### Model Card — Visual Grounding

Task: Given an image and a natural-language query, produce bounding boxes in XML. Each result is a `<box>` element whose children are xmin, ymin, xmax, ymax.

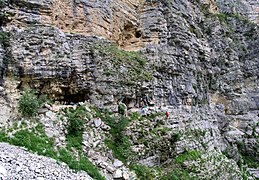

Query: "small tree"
<box><xmin>18</xmin><ymin>90</ymin><xmax>44</xmax><ymax>117</ymax></box>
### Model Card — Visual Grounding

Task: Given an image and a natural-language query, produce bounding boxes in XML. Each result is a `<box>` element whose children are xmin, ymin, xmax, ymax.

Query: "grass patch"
<box><xmin>161</xmin><ymin>168</ymin><xmax>194</xmax><ymax>180</ymax></box>
<box><xmin>241</xmin><ymin>154</ymin><xmax>259</xmax><ymax>168</ymax></box>
<box><xmin>92</xmin><ymin>44</ymin><xmax>152</xmax><ymax>85</ymax></box>
<box><xmin>94</xmin><ymin>108</ymin><xmax>133</xmax><ymax>163</ymax></box>
<box><xmin>0</xmin><ymin>125</ymin><xmax>104</xmax><ymax>180</ymax></box>
<box><xmin>0</xmin><ymin>31</ymin><xmax>10</xmax><ymax>46</ymax></box>
<box><xmin>62</xmin><ymin>105</ymin><xmax>89</xmax><ymax>151</ymax></box>
<box><xmin>130</xmin><ymin>164</ymin><xmax>194</xmax><ymax>180</ymax></box>
<box><xmin>171</xmin><ymin>132</ymin><xmax>182</xmax><ymax>143</ymax></box>
<box><xmin>130</xmin><ymin>164</ymin><xmax>160</xmax><ymax>180</ymax></box>
<box><xmin>175</xmin><ymin>150</ymin><xmax>201</xmax><ymax>164</ymax></box>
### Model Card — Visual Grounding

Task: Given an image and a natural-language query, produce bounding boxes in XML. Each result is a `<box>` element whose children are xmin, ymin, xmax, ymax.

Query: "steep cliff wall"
<box><xmin>2</xmin><ymin>0</ymin><xmax>258</xmax><ymax>108</ymax></box>
<box><xmin>216</xmin><ymin>0</ymin><xmax>259</xmax><ymax>23</ymax></box>
<box><xmin>0</xmin><ymin>0</ymin><xmax>258</xmax><ymax>179</ymax></box>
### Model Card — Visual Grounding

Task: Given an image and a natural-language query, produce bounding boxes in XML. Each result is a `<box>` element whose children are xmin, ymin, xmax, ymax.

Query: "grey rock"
<box><xmin>37</xmin><ymin>177</ymin><xmax>45</xmax><ymax>180</ymax></box>
<box><xmin>0</xmin><ymin>164</ymin><xmax>7</xmax><ymax>178</ymax></box>
<box><xmin>123</xmin><ymin>171</ymin><xmax>130</xmax><ymax>180</ymax></box>
<box><xmin>248</xmin><ymin>168</ymin><xmax>259</xmax><ymax>179</ymax></box>
<box><xmin>93</xmin><ymin>118</ymin><xmax>102</xmax><ymax>128</ymax></box>
<box><xmin>106</xmin><ymin>165</ymin><xmax>115</xmax><ymax>173</ymax></box>
<box><xmin>138</xmin><ymin>155</ymin><xmax>160</xmax><ymax>167</ymax></box>
<box><xmin>45</xmin><ymin>111</ymin><xmax>56</xmax><ymax>119</ymax></box>
<box><xmin>113</xmin><ymin>169</ymin><xmax>123</xmax><ymax>179</ymax></box>
<box><xmin>113</xmin><ymin>159</ymin><xmax>123</xmax><ymax>168</ymax></box>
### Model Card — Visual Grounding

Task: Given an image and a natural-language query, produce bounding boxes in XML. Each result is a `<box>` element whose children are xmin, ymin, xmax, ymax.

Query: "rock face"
<box><xmin>1</xmin><ymin>0</ymin><xmax>258</xmax><ymax>110</ymax></box>
<box><xmin>0</xmin><ymin>0</ymin><xmax>259</xmax><ymax>179</ymax></box>
<box><xmin>216</xmin><ymin>0</ymin><xmax>259</xmax><ymax>23</ymax></box>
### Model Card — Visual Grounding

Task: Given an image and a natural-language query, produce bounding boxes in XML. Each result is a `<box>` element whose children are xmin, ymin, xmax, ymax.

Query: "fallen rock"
<box><xmin>248</xmin><ymin>168</ymin><xmax>259</xmax><ymax>179</ymax></box>
<box><xmin>114</xmin><ymin>169</ymin><xmax>123</xmax><ymax>179</ymax></box>
<box><xmin>94</xmin><ymin>118</ymin><xmax>102</xmax><ymax>128</ymax></box>
<box><xmin>0</xmin><ymin>164</ymin><xmax>7</xmax><ymax>178</ymax></box>
<box><xmin>106</xmin><ymin>165</ymin><xmax>115</xmax><ymax>173</ymax></box>
<box><xmin>123</xmin><ymin>171</ymin><xmax>130</xmax><ymax>180</ymax></box>
<box><xmin>46</xmin><ymin>111</ymin><xmax>56</xmax><ymax>119</ymax></box>
<box><xmin>113</xmin><ymin>159</ymin><xmax>123</xmax><ymax>168</ymax></box>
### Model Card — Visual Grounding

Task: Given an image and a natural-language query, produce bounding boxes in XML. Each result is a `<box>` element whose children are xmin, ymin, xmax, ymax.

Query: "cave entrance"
<box><xmin>63</xmin><ymin>93</ymin><xmax>89</xmax><ymax>104</ymax></box>
<box><xmin>121</xmin><ymin>97</ymin><xmax>134</xmax><ymax>108</ymax></box>
<box><xmin>61</xmin><ymin>87</ymin><xmax>90</xmax><ymax>105</ymax></box>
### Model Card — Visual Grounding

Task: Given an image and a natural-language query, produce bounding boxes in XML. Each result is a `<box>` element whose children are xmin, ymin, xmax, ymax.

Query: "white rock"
<box><xmin>106</xmin><ymin>165</ymin><xmax>115</xmax><ymax>173</ymax></box>
<box><xmin>93</xmin><ymin>140</ymin><xmax>100</xmax><ymax>148</ymax></box>
<box><xmin>0</xmin><ymin>165</ymin><xmax>7</xmax><ymax>177</ymax></box>
<box><xmin>113</xmin><ymin>159</ymin><xmax>123</xmax><ymax>168</ymax></box>
<box><xmin>248</xmin><ymin>168</ymin><xmax>259</xmax><ymax>178</ymax></box>
<box><xmin>30</xmin><ymin>165</ymin><xmax>36</xmax><ymax>171</ymax></box>
<box><xmin>59</xmin><ymin>136</ymin><xmax>66</xmax><ymax>141</ymax></box>
<box><xmin>113</xmin><ymin>169</ymin><xmax>123</xmax><ymax>179</ymax></box>
<box><xmin>46</xmin><ymin>111</ymin><xmax>56</xmax><ymax>119</ymax></box>
<box><xmin>52</xmin><ymin>105</ymin><xmax>60</xmax><ymax>112</ymax></box>
<box><xmin>44</xmin><ymin>103</ymin><xmax>52</xmax><ymax>110</ymax></box>
<box><xmin>99</xmin><ymin>162</ymin><xmax>108</xmax><ymax>169</ymax></box>
<box><xmin>123</xmin><ymin>171</ymin><xmax>130</xmax><ymax>180</ymax></box>
<box><xmin>85</xmin><ymin>106</ymin><xmax>91</xmax><ymax>112</ymax></box>
<box><xmin>16</xmin><ymin>166</ymin><xmax>22</xmax><ymax>172</ymax></box>
<box><xmin>37</xmin><ymin>177</ymin><xmax>45</xmax><ymax>180</ymax></box>
<box><xmin>94</xmin><ymin>118</ymin><xmax>102</xmax><ymax>127</ymax></box>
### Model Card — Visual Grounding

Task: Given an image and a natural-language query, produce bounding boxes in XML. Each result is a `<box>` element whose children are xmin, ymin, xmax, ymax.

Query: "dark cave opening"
<box><xmin>135</xmin><ymin>30</ymin><xmax>142</xmax><ymax>38</ymax></box>
<box><xmin>62</xmin><ymin>91</ymin><xmax>90</xmax><ymax>105</ymax></box>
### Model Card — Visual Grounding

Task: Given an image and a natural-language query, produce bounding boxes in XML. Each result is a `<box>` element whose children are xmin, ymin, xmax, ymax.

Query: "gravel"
<box><xmin>0</xmin><ymin>143</ymin><xmax>92</xmax><ymax>180</ymax></box>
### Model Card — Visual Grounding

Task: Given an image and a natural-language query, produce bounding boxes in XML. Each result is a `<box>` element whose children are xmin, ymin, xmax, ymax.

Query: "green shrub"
<box><xmin>0</xmin><ymin>11</ymin><xmax>13</xmax><ymax>26</ymax></box>
<box><xmin>94</xmin><ymin>109</ymin><xmax>132</xmax><ymax>163</ymax></box>
<box><xmin>105</xmin><ymin>137</ymin><xmax>132</xmax><ymax>163</ymax></box>
<box><xmin>18</xmin><ymin>90</ymin><xmax>47</xmax><ymax>117</ymax></box>
<box><xmin>161</xmin><ymin>168</ymin><xmax>193</xmax><ymax>180</ymax></box>
<box><xmin>118</xmin><ymin>103</ymin><xmax>126</xmax><ymax>115</ymax></box>
<box><xmin>62</xmin><ymin>105</ymin><xmax>88</xmax><ymax>151</ymax></box>
<box><xmin>241</xmin><ymin>154</ymin><xmax>259</xmax><ymax>168</ymax></box>
<box><xmin>130</xmin><ymin>164</ymin><xmax>156</xmax><ymax>180</ymax></box>
<box><xmin>64</xmin><ymin>105</ymin><xmax>87</xmax><ymax>136</ymax></box>
<box><xmin>10</xmin><ymin>129</ymin><xmax>57</xmax><ymax>158</ymax></box>
<box><xmin>171</xmin><ymin>132</ymin><xmax>181</xmax><ymax>143</ymax></box>
<box><xmin>175</xmin><ymin>150</ymin><xmax>201</xmax><ymax>164</ymax></box>
<box><xmin>0</xmin><ymin>31</ymin><xmax>9</xmax><ymax>46</ymax></box>
<box><xmin>0</xmin><ymin>0</ymin><xmax>4</xmax><ymax>7</ymax></box>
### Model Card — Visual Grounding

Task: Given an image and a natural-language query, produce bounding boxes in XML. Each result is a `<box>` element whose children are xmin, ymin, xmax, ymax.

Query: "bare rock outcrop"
<box><xmin>0</xmin><ymin>0</ymin><xmax>258</xmax><ymax>179</ymax></box>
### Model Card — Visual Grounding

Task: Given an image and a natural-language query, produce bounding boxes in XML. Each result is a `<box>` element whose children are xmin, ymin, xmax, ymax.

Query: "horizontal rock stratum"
<box><xmin>0</xmin><ymin>0</ymin><xmax>258</xmax><ymax>179</ymax></box>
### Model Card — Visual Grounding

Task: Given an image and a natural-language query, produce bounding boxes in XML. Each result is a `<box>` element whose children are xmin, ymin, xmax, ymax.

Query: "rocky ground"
<box><xmin>0</xmin><ymin>143</ymin><xmax>92</xmax><ymax>180</ymax></box>
<box><xmin>0</xmin><ymin>98</ymin><xmax>258</xmax><ymax>179</ymax></box>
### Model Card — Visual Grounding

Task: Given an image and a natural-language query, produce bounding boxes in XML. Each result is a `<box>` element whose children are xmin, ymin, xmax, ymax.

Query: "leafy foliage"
<box><xmin>18</xmin><ymin>90</ymin><xmax>49</xmax><ymax>117</ymax></box>
<box><xmin>161</xmin><ymin>168</ymin><xmax>194</xmax><ymax>180</ymax></box>
<box><xmin>130</xmin><ymin>164</ymin><xmax>159</xmax><ymax>180</ymax></box>
<box><xmin>118</xmin><ymin>103</ymin><xmax>126</xmax><ymax>115</ymax></box>
<box><xmin>175</xmin><ymin>150</ymin><xmax>201</xmax><ymax>164</ymax></box>
<box><xmin>0</xmin><ymin>31</ymin><xmax>9</xmax><ymax>46</ymax></box>
<box><xmin>94</xmin><ymin>108</ymin><xmax>132</xmax><ymax>163</ymax></box>
<box><xmin>62</xmin><ymin>105</ymin><xmax>89</xmax><ymax>151</ymax></box>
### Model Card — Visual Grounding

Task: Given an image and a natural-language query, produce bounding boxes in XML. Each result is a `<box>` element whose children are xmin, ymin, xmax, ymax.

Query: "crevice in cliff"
<box><xmin>0</xmin><ymin>30</ymin><xmax>11</xmax><ymax>86</ymax></box>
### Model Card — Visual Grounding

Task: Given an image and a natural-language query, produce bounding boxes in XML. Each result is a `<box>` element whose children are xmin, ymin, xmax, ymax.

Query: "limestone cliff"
<box><xmin>0</xmin><ymin>0</ymin><xmax>258</xmax><ymax>179</ymax></box>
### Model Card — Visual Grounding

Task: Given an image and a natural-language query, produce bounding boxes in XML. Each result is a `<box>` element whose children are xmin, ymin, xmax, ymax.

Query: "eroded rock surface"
<box><xmin>0</xmin><ymin>0</ymin><xmax>258</xmax><ymax>179</ymax></box>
